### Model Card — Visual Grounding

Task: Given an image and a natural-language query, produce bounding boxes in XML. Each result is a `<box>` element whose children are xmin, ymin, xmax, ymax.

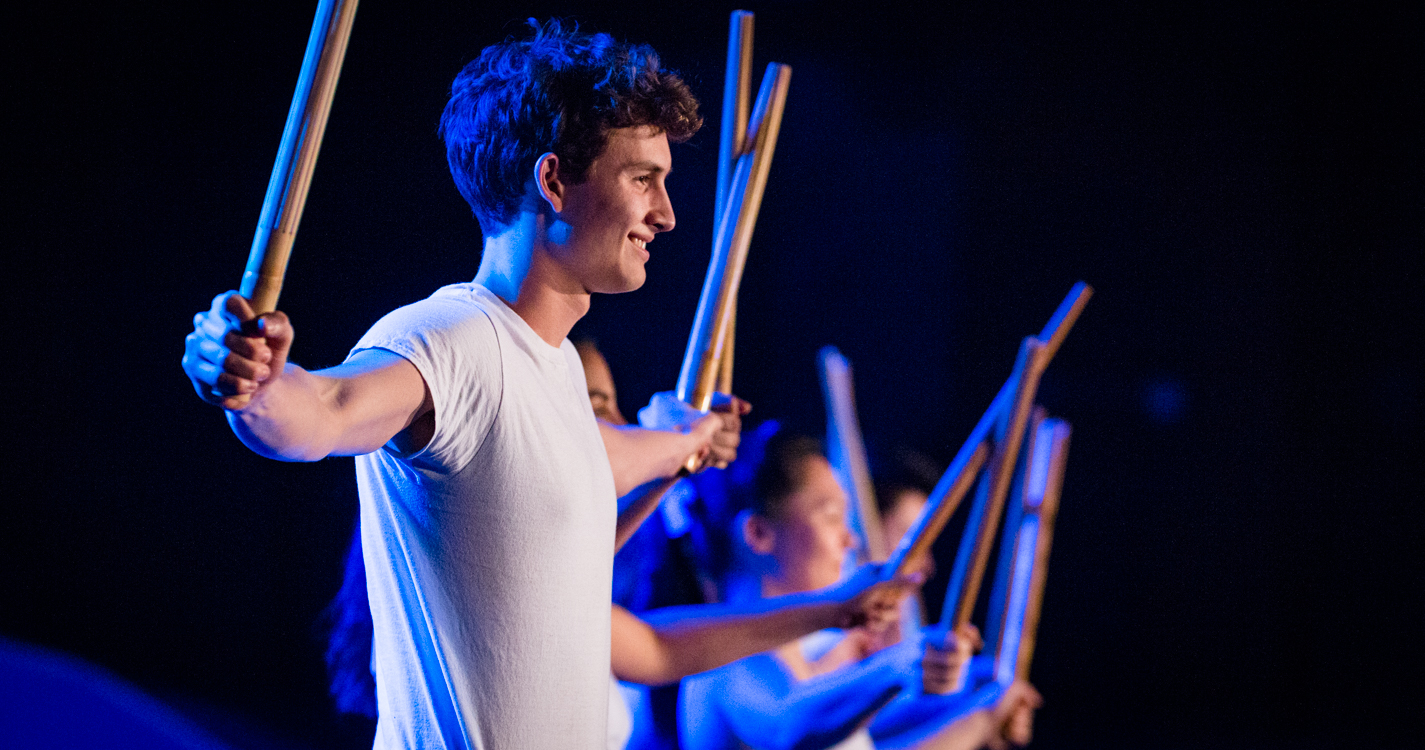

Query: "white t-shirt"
<box><xmin>608</xmin><ymin>675</ymin><xmax>633</xmax><ymax>750</ymax></box>
<box><xmin>353</xmin><ymin>283</ymin><xmax>616</xmax><ymax>749</ymax></box>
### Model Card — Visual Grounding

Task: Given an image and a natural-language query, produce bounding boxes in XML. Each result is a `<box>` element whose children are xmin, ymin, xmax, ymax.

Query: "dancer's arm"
<box><xmin>599</xmin><ymin>395</ymin><xmax>750</xmax><ymax>497</ymax></box>
<box><xmin>183</xmin><ymin>292</ymin><xmax>430</xmax><ymax>460</ymax></box>
<box><xmin>870</xmin><ymin>680</ymin><xmax>1042</xmax><ymax>750</ymax></box>
<box><xmin>611</xmin><ymin>566</ymin><xmax>916</xmax><ymax>685</ymax></box>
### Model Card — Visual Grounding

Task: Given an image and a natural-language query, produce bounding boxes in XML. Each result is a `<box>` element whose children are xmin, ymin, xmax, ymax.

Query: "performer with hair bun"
<box><xmin>679</xmin><ymin>427</ymin><xmax>1041</xmax><ymax>750</ymax></box>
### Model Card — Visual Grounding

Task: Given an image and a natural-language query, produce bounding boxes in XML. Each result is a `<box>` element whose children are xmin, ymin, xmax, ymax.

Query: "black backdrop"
<box><xmin>4</xmin><ymin>1</ymin><xmax>1420</xmax><ymax>748</ymax></box>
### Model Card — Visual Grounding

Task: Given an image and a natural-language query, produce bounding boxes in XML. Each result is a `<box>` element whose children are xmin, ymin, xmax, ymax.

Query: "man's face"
<box><xmin>551</xmin><ymin>126</ymin><xmax>675</xmax><ymax>294</ymax></box>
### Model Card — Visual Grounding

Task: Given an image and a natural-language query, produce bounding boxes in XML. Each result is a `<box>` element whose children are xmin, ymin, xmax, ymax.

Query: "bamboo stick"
<box><xmin>983</xmin><ymin>406</ymin><xmax>1046</xmax><ymax>651</ymax></box>
<box><xmin>240</xmin><ymin>0</ymin><xmax>360</xmax><ymax>313</ymax></box>
<box><xmin>676</xmin><ymin>63</ymin><xmax>791</xmax><ymax>411</ymax></box>
<box><xmin>941</xmin><ymin>337</ymin><xmax>1046</xmax><ymax>628</ymax></box>
<box><xmin>1016</xmin><ymin>421</ymin><xmax>1070</xmax><ymax>680</ymax></box>
<box><xmin>710</xmin><ymin>12</ymin><xmax>753</xmax><ymax>401</ymax></box>
<box><xmin>881</xmin><ymin>282</ymin><xmax>1091</xmax><ymax>578</ymax></box>
<box><xmin>819</xmin><ymin>346</ymin><xmax>888</xmax><ymax>563</ymax></box>
<box><xmin>717</xmin><ymin>303</ymin><xmax>736</xmax><ymax>395</ymax></box>
<box><xmin>991</xmin><ymin>418</ymin><xmax>1071</xmax><ymax>684</ymax></box>
<box><xmin>712</xmin><ymin>11</ymin><xmax>752</xmax><ymax>401</ymax></box>
<box><xmin>716</xmin><ymin>11</ymin><xmax>755</xmax><ymax>224</ymax></box>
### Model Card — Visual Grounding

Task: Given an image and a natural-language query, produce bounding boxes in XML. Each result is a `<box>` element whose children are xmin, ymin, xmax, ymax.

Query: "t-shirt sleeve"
<box><xmin>349</xmin><ymin>297</ymin><xmax>502</xmax><ymax>473</ymax></box>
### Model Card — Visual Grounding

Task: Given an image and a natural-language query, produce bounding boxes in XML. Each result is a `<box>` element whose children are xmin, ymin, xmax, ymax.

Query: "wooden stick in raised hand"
<box><xmin>240</xmin><ymin>0</ymin><xmax>359</xmax><ymax>314</ymax></box>
<box><xmin>675</xmin><ymin>62</ymin><xmax>791</xmax><ymax>413</ymax></box>
<box><xmin>819</xmin><ymin>346</ymin><xmax>888</xmax><ymax>563</ymax></box>
<box><xmin>940</xmin><ymin>336</ymin><xmax>1047</xmax><ymax>630</ymax></box>
<box><xmin>716</xmin><ymin>10</ymin><xmax>755</xmax><ymax>224</ymax></box>
<box><xmin>992</xmin><ymin>417</ymin><xmax>1071</xmax><ymax>685</ymax></box>
<box><xmin>882</xmin><ymin>283</ymin><xmax>1091</xmax><ymax>579</ymax></box>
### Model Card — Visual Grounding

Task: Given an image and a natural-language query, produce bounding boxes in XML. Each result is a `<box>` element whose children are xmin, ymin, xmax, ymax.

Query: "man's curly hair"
<box><xmin>440</xmin><ymin>20</ymin><xmax>703</xmax><ymax>231</ymax></box>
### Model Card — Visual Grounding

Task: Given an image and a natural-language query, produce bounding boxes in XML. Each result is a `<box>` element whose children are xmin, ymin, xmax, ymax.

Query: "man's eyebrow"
<box><xmin>624</xmin><ymin>161</ymin><xmax>670</xmax><ymax>175</ymax></box>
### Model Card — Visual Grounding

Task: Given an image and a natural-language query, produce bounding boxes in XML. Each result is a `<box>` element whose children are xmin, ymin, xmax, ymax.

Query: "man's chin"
<box><xmin>612</xmin><ymin>269</ymin><xmax>648</xmax><ymax>293</ymax></box>
<box><xmin>590</xmin><ymin>275</ymin><xmax>646</xmax><ymax>295</ymax></box>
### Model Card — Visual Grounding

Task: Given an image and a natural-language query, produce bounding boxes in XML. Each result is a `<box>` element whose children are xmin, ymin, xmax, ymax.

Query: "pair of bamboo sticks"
<box><xmin>627</xmin><ymin>10</ymin><xmax>790</xmax><ymax>530</ymax></box>
<box><xmin>675</xmin><ymin>14</ymin><xmax>1084</xmax><ymax>685</ymax></box>
<box><xmin>675</xmin><ymin>11</ymin><xmax>790</xmax><ymax>412</ymax></box>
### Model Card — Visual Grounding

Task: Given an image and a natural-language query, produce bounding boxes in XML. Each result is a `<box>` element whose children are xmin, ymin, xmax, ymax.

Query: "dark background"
<box><xmin>4</xmin><ymin>1</ymin><xmax>1420</xmax><ymax>748</ymax></box>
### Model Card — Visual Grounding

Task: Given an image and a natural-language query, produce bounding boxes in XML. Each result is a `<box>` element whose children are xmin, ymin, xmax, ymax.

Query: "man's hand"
<box><xmin>703</xmin><ymin>393</ymin><xmax>750</xmax><ymax>468</ymax></box>
<box><xmin>183</xmin><ymin>291</ymin><xmax>293</xmax><ymax>410</ymax></box>
<box><xmin>825</xmin><ymin>563</ymin><xmax>923</xmax><ymax>631</ymax></box>
<box><xmin>638</xmin><ymin>391</ymin><xmax>751</xmax><ymax>471</ymax></box>
<box><xmin>921</xmin><ymin>623</ymin><xmax>982</xmax><ymax>695</ymax></box>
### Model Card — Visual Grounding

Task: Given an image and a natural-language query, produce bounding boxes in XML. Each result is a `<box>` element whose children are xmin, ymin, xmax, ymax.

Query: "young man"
<box><xmin>183</xmin><ymin>22</ymin><xmax>740</xmax><ymax>750</ymax></box>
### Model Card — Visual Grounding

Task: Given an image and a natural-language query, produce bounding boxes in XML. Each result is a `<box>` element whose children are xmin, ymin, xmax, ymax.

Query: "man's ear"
<box><xmin>534</xmin><ymin>152</ymin><xmax>564</xmax><ymax>213</ymax></box>
<box><xmin>739</xmin><ymin>510</ymin><xmax>776</xmax><ymax>555</ymax></box>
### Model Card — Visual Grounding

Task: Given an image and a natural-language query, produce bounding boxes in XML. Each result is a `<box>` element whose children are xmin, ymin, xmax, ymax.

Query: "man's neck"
<box><xmin>474</xmin><ymin>211</ymin><xmax>590</xmax><ymax>347</ymax></box>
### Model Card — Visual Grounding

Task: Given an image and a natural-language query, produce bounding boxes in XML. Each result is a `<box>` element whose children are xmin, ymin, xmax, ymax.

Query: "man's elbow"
<box><xmin>236</xmin><ymin>434</ymin><xmax>328</xmax><ymax>462</ymax></box>
<box><xmin>228</xmin><ymin>413</ymin><xmax>332</xmax><ymax>462</ymax></box>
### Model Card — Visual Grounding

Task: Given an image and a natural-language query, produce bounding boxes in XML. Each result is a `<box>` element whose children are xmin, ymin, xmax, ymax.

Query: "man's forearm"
<box><xmin>226</xmin><ymin>363</ymin><xmax>347</xmax><ymax>461</ymax></box>
<box><xmin>600</xmin><ymin>423</ymin><xmax>696</xmax><ymax>496</ymax></box>
<box><xmin>224</xmin><ymin>350</ymin><xmax>428</xmax><ymax>461</ymax></box>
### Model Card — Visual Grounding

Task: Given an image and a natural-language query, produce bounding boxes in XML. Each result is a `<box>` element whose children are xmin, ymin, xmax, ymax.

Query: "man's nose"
<box><xmin>649</xmin><ymin>190</ymin><xmax>675</xmax><ymax>233</ymax></box>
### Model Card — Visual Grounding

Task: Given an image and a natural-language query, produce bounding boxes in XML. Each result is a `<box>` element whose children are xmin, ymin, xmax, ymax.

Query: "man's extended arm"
<box><xmin>598</xmin><ymin>396</ymin><xmax>748</xmax><ymax>498</ymax></box>
<box><xmin>183</xmin><ymin>292</ymin><xmax>430</xmax><ymax>460</ymax></box>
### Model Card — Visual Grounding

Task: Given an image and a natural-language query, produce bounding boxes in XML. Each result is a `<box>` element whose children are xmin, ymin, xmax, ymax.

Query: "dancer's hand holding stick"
<box><xmin>184</xmin><ymin>0</ymin><xmax>359</xmax><ymax>410</ymax></box>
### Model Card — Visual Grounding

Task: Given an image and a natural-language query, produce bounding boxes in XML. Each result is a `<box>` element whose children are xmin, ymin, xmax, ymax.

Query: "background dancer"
<box><xmin>680</xmin><ymin>428</ymin><xmax>1039</xmax><ymax>750</ymax></box>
